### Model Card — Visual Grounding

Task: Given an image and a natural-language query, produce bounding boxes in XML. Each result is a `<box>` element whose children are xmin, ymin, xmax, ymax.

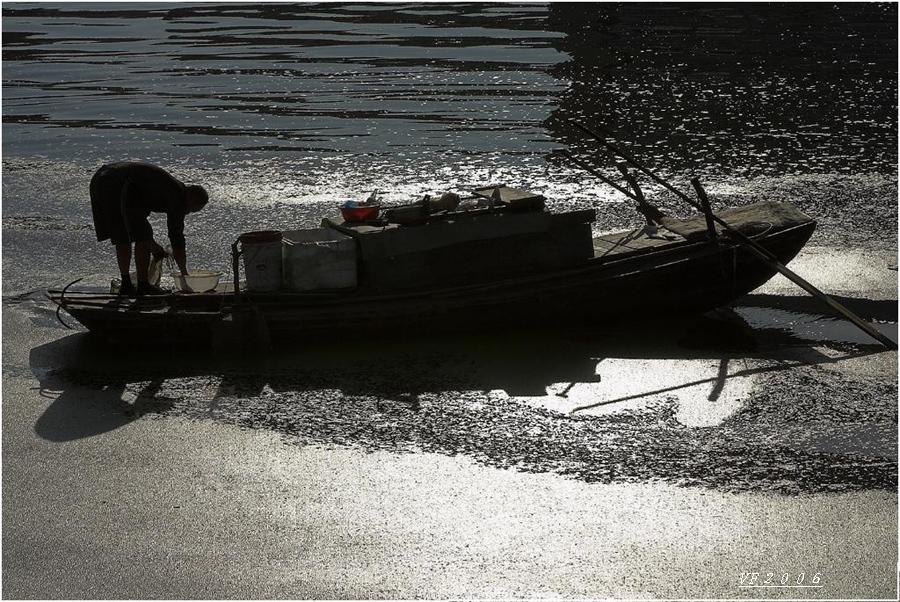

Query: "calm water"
<box><xmin>3</xmin><ymin>2</ymin><xmax>897</xmax><ymax>290</ymax></box>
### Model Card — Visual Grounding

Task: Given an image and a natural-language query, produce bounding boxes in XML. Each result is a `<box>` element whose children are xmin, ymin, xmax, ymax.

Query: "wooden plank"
<box><xmin>592</xmin><ymin>229</ymin><xmax>684</xmax><ymax>259</ymax></box>
<box><xmin>659</xmin><ymin>201</ymin><xmax>812</xmax><ymax>240</ymax></box>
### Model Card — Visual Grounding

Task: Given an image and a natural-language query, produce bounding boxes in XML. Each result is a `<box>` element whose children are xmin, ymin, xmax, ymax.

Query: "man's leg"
<box><xmin>115</xmin><ymin>243</ymin><xmax>132</xmax><ymax>277</ymax></box>
<box><xmin>92</xmin><ymin>172</ymin><xmax>131</xmax><ymax>285</ymax></box>
<box><xmin>134</xmin><ymin>240</ymin><xmax>151</xmax><ymax>284</ymax></box>
<box><xmin>122</xmin><ymin>197</ymin><xmax>165</xmax><ymax>295</ymax></box>
<box><xmin>123</xmin><ymin>212</ymin><xmax>160</xmax><ymax>291</ymax></box>
<box><xmin>133</xmin><ymin>240</ymin><xmax>165</xmax><ymax>295</ymax></box>
<box><xmin>113</xmin><ymin>242</ymin><xmax>136</xmax><ymax>296</ymax></box>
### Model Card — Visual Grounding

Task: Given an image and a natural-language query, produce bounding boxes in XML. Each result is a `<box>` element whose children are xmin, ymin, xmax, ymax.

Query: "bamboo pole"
<box><xmin>558</xmin><ymin>150</ymin><xmax>664</xmax><ymax>224</ymax></box>
<box><xmin>565</xmin><ymin>119</ymin><xmax>897</xmax><ymax>349</ymax></box>
<box><xmin>691</xmin><ymin>178</ymin><xmax>718</xmax><ymax>241</ymax></box>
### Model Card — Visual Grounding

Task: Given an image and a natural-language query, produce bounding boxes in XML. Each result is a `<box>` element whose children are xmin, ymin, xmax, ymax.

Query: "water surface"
<box><xmin>3</xmin><ymin>2</ymin><xmax>896</xmax><ymax>289</ymax></box>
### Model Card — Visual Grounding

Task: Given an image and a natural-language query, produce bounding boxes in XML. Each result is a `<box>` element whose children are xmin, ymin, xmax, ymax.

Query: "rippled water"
<box><xmin>4</xmin><ymin>2</ymin><xmax>897</xmax><ymax>170</ymax></box>
<box><xmin>549</xmin><ymin>3</ymin><xmax>898</xmax><ymax>176</ymax></box>
<box><xmin>3</xmin><ymin>3</ymin><xmax>566</xmax><ymax>161</ymax></box>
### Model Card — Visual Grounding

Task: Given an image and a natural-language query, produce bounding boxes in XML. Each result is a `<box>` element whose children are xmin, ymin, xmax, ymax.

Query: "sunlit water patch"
<box><xmin>736</xmin><ymin>307</ymin><xmax>898</xmax><ymax>348</ymax></box>
<box><xmin>505</xmin><ymin>358</ymin><xmax>753</xmax><ymax>428</ymax></box>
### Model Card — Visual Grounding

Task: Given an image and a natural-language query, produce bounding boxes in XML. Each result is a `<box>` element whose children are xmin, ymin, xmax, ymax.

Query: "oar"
<box><xmin>566</xmin><ymin>119</ymin><xmax>897</xmax><ymax>350</ymax></box>
<box><xmin>556</xmin><ymin>150</ymin><xmax>664</xmax><ymax>223</ymax></box>
<box><xmin>556</xmin><ymin>150</ymin><xmax>633</xmax><ymax>198</ymax></box>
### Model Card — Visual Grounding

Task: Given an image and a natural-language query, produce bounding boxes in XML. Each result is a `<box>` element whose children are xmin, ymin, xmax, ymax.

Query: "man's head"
<box><xmin>185</xmin><ymin>184</ymin><xmax>209</xmax><ymax>213</ymax></box>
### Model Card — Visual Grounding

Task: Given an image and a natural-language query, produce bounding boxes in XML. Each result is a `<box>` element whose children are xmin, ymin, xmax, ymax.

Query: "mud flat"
<box><xmin>2</xmin><ymin>240</ymin><xmax>896</xmax><ymax>599</ymax></box>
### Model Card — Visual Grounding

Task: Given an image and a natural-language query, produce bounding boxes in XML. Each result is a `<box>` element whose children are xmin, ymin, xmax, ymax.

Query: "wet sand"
<box><xmin>3</xmin><ymin>244</ymin><xmax>896</xmax><ymax>599</ymax></box>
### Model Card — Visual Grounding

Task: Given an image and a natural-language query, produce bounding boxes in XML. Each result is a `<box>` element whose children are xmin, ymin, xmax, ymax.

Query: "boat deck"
<box><xmin>593</xmin><ymin>200</ymin><xmax>809</xmax><ymax>259</ymax></box>
<box><xmin>592</xmin><ymin>228</ymin><xmax>682</xmax><ymax>259</ymax></box>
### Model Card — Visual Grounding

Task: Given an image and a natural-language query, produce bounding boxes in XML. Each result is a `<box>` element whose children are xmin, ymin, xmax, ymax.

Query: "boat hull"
<box><xmin>54</xmin><ymin>218</ymin><xmax>816</xmax><ymax>347</ymax></box>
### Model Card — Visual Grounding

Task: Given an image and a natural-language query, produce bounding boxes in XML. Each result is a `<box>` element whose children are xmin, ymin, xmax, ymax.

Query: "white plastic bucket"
<box><xmin>282</xmin><ymin>228</ymin><xmax>357</xmax><ymax>292</ymax></box>
<box><xmin>240</xmin><ymin>230</ymin><xmax>283</xmax><ymax>292</ymax></box>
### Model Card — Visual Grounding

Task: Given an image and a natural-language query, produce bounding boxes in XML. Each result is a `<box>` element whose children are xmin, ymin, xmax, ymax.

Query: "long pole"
<box><xmin>569</xmin><ymin>120</ymin><xmax>707</xmax><ymax>212</ymax></box>
<box><xmin>557</xmin><ymin>150</ymin><xmax>635</xmax><ymax>200</ymax></box>
<box><xmin>566</xmin><ymin>119</ymin><xmax>897</xmax><ymax>350</ymax></box>
<box><xmin>231</xmin><ymin>240</ymin><xmax>242</xmax><ymax>301</ymax></box>
<box><xmin>560</xmin><ymin>150</ymin><xmax>664</xmax><ymax>226</ymax></box>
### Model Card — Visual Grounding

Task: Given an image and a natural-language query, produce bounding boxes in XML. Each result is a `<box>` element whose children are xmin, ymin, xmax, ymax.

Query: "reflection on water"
<box><xmin>546</xmin><ymin>3</ymin><xmax>898</xmax><ymax>177</ymax></box>
<box><xmin>736</xmin><ymin>306</ymin><xmax>898</xmax><ymax>347</ymax></box>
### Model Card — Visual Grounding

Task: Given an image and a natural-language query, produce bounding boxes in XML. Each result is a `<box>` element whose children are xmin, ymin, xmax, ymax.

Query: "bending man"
<box><xmin>90</xmin><ymin>161</ymin><xmax>208</xmax><ymax>296</ymax></box>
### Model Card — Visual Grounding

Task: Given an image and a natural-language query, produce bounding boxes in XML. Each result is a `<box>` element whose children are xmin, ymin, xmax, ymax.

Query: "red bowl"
<box><xmin>340</xmin><ymin>205</ymin><xmax>380</xmax><ymax>222</ymax></box>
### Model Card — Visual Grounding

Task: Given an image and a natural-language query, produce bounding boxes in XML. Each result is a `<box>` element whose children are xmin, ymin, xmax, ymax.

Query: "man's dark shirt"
<box><xmin>94</xmin><ymin>161</ymin><xmax>188</xmax><ymax>248</ymax></box>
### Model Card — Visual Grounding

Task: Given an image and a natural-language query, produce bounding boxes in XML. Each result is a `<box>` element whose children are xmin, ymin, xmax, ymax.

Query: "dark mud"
<box><xmin>23</xmin><ymin>297</ymin><xmax>897</xmax><ymax>496</ymax></box>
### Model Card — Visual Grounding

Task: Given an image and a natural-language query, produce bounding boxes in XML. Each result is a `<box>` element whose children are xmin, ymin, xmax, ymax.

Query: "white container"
<box><xmin>173</xmin><ymin>270</ymin><xmax>222</xmax><ymax>293</ymax></box>
<box><xmin>240</xmin><ymin>231</ymin><xmax>283</xmax><ymax>292</ymax></box>
<box><xmin>282</xmin><ymin>228</ymin><xmax>357</xmax><ymax>292</ymax></box>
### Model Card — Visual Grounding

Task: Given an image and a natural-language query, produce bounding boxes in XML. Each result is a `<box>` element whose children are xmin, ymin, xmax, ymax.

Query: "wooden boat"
<box><xmin>50</xmin><ymin>189</ymin><xmax>818</xmax><ymax>347</ymax></box>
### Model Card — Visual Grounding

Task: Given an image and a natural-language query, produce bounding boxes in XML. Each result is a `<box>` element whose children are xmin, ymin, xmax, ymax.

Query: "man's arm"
<box><xmin>167</xmin><ymin>210</ymin><xmax>187</xmax><ymax>274</ymax></box>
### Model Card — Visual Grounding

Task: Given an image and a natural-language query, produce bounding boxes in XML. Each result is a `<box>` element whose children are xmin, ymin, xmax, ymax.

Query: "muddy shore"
<box><xmin>3</xmin><ymin>239</ymin><xmax>896</xmax><ymax>598</ymax></box>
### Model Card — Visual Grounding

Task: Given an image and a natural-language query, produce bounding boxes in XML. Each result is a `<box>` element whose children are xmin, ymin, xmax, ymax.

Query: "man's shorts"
<box><xmin>89</xmin><ymin>166</ymin><xmax>153</xmax><ymax>245</ymax></box>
